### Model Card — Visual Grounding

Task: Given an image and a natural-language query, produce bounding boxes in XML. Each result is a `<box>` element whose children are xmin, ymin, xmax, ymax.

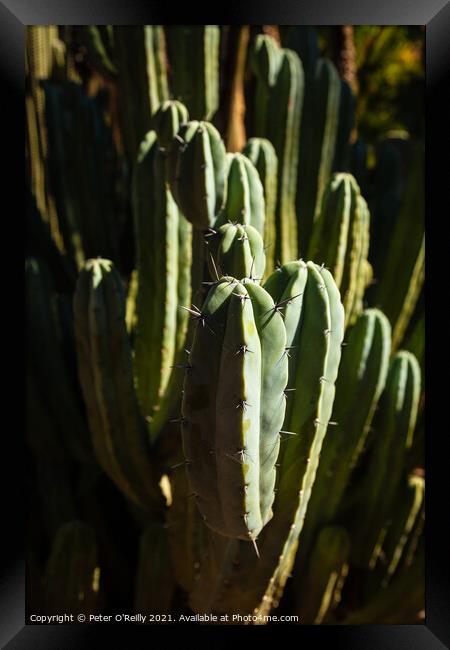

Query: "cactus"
<box><xmin>26</xmin><ymin>258</ymin><xmax>92</xmax><ymax>463</ymax></box>
<box><xmin>134</xmin><ymin>522</ymin><xmax>175</xmax><ymax>613</ymax></box>
<box><xmin>206</xmin><ymin>223</ymin><xmax>266</xmax><ymax>282</ymax></box>
<box><xmin>78</xmin><ymin>26</ymin><xmax>117</xmax><ymax>80</ymax></box>
<box><xmin>370</xmin><ymin>142</ymin><xmax>425</xmax><ymax>349</ymax></box>
<box><xmin>165</xmin><ymin>26</ymin><xmax>220</xmax><ymax>121</ymax></box>
<box><xmin>190</xmin><ymin>261</ymin><xmax>344</xmax><ymax>615</ymax></box>
<box><xmin>250</xmin><ymin>38</ymin><xmax>303</xmax><ymax>263</ymax></box>
<box><xmin>296</xmin><ymin>526</ymin><xmax>350</xmax><ymax>624</ymax></box>
<box><xmin>181</xmin><ymin>277</ymin><xmax>288</xmax><ymax>542</ymax></box>
<box><xmin>249</xmin><ymin>34</ymin><xmax>281</xmax><ymax>135</ymax></box>
<box><xmin>151</xmin><ymin>100</ymin><xmax>189</xmax><ymax>150</ymax></box>
<box><xmin>132</xmin><ymin>129</ymin><xmax>193</xmax><ymax>439</ymax></box>
<box><xmin>332</xmin><ymin>79</ymin><xmax>356</xmax><ymax>173</ymax></box>
<box><xmin>44</xmin><ymin>521</ymin><xmax>100</xmax><ymax>615</ymax></box>
<box><xmin>308</xmin><ymin>174</ymin><xmax>371</xmax><ymax>327</ymax></box>
<box><xmin>241</xmin><ymin>137</ymin><xmax>278</xmax><ymax>276</ymax></box>
<box><xmin>168</xmin><ymin>120</ymin><xmax>227</xmax><ymax>231</ymax></box>
<box><xmin>294</xmin><ymin>309</ymin><xmax>391</xmax><ymax>583</ymax></box>
<box><xmin>380</xmin><ymin>472</ymin><xmax>425</xmax><ymax>586</ymax></box>
<box><xmin>215</xmin><ymin>153</ymin><xmax>266</xmax><ymax>236</ymax></box>
<box><xmin>349</xmin><ymin>351</ymin><xmax>421</xmax><ymax>568</ymax></box>
<box><xmin>296</xmin><ymin>58</ymin><xmax>341</xmax><ymax>253</ymax></box>
<box><xmin>73</xmin><ymin>258</ymin><xmax>163</xmax><ymax>511</ymax></box>
<box><xmin>113</xmin><ymin>26</ymin><xmax>169</xmax><ymax>160</ymax></box>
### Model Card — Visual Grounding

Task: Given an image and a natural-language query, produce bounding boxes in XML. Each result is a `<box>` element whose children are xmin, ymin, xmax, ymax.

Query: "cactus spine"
<box><xmin>165</xmin><ymin>26</ymin><xmax>220</xmax><ymax>121</ymax></box>
<box><xmin>349</xmin><ymin>351</ymin><xmax>421</xmax><ymax>568</ymax></box>
<box><xmin>133</xmin><ymin>128</ymin><xmax>193</xmax><ymax>439</ymax></box>
<box><xmin>73</xmin><ymin>258</ymin><xmax>162</xmax><ymax>510</ymax></box>
<box><xmin>242</xmin><ymin>138</ymin><xmax>278</xmax><ymax>276</ymax></box>
<box><xmin>181</xmin><ymin>277</ymin><xmax>289</xmax><ymax>541</ymax></box>
<box><xmin>206</xmin><ymin>223</ymin><xmax>266</xmax><ymax>282</ymax></box>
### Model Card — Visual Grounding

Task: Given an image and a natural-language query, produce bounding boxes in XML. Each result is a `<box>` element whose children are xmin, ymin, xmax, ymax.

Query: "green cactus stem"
<box><xmin>206</xmin><ymin>223</ymin><xmax>266</xmax><ymax>282</ymax></box>
<box><xmin>181</xmin><ymin>277</ymin><xmax>288</xmax><ymax>542</ymax></box>
<box><xmin>73</xmin><ymin>258</ymin><xmax>163</xmax><ymax>511</ymax></box>
<box><xmin>242</xmin><ymin>137</ymin><xmax>278</xmax><ymax>276</ymax></box>
<box><xmin>165</xmin><ymin>26</ymin><xmax>220</xmax><ymax>121</ymax></box>
<box><xmin>44</xmin><ymin>521</ymin><xmax>100</xmax><ymax>615</ymax></box>
<box><xmin>133</xmin><ymin>129</ymin><xmax>193</xmax><ymax>440</ymax></box>
<box><xmin>134</xmin><ymin>522</ymin><xmax>175</xmax><ymax>614</ymax></box>
<box><xmin>168</xmin><ymin>120</ymin><xmax>227</xmax><ymax>231</ymax></box>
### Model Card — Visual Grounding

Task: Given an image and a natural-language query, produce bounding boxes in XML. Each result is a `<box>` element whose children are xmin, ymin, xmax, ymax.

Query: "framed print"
<box><xmin>4</xmin><ymin>0</ymin><xmax>447</xmax><ymax>646</ymax></box>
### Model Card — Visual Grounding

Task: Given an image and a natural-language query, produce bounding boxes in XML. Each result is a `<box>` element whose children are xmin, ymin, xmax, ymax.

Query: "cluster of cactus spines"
<box><xmin>181</xmin><ymin>277</ymin><xmax>288</xmax><ymax>543</ymax></box>
<box><xmin>349</xmin><ymin>351</ymin><xmax>421</xmax><ymax>568</ymax></box>
<box><xmin>294</xmin><ymin>309</ymin><xmax>391</xmax><ymax>583</ymax></box>
<box><xmin>206</xmin><ymin>223</ymin><xmax>266</xmax><ymax>282</ymax></box>
<box><xmin>168</xmin><ymin>120</ymin><xmax>227</xmax><ymax>231</ymax></box>
<box><xmin>241</xmin><ymin>137</ymin><xmax>278</xmax><ymax>276</ymax></box>
<box><xmin>165</xmin><ymin>26</ymin><xmax>220</xmax><ymax>121</ymax></box>
<box><xmin>371</xmin><ymin>143</ymin><xmax>424</xmax><ymax>349</ymax></box>
<box><xmin>251</xmin><ymin>37</ymin><xmax>304</xmax><ymax>263</ymax></box>
<box><xmin>379</xmin><ymin>472</ymin><xmax>425</xmax><ymax>587</ymax></box>
<box><xmin>113</xmin><ymin>26</ymin><xmax>169</xmax><ymax>160</ymax></box>
<box><xmin>151</xmin><ymin>100</ymin><xmax>190</xmax><ymax>150</ymax></box>
<box><xmin>26</xmin><ymin>258</ymin><xmax>91</xmax><ymax>463</ymax></box>
<box><xmin>73</xmin><ymin>258</ymin><xmax>163</xmax><ymax>511</ymax></box>
<box><xmin>296</xmin><ymin>526</ymin><xmax>350</xmax><ymax>624</ymax></box>
<box><xmin>132</xmin><ymin>127</ymin><xmax>193</xmax><ymax>439</ymax></box>
<box><xmin>134</xmin><ymin>523</ymin><xmax>175</xmax><ymax>614</ymax></box>
<box><xmin>44</xmin><ymin>521</ymin><xmax>100</xmax><ymax>615</ymax></box>
<box><xmin>296</xmin><ymin>58</ymin><xmax>341</xmax><ymax>253</ymax></box>
<box><xmin>215</xmin><ymin>153</ymin><xmax>266</xmax><ymax>236</ymax></box>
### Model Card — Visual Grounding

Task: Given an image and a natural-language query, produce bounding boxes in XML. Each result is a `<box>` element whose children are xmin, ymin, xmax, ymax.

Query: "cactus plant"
<box><xmin>206</xmin><ymin>223</ymin><xmax>266</xmax><ymax>282</ymax></box>
<box><xmin>132</xmin><ymin>129</ymin><xmax>193</xmax><ymax>439</ymax></box>
<box><xmin>296</xmin><ymin>526</ymin><xmax>350</xmax><ymax>623</ymax></box>
<box><xmin>181</xmin><ymin>277</ymin><xmax>288</xmax><ymax>542</ymax></box>
<box><xmin>294</xmin><ymin>309</ymin><xmax>391</xmax><ymax>584</ymax></box>
<box><xmin>215</xmin><ymin>153</ymin><xmax>266</xmax><ymax>236</ymax></box>
<box><xmin>370</xmin><ymin>143</ymin><xmax>425</xmax><ymax>349</ymax></box>
<box><xmin>348</xmin><ymin>351</ymin><xmax>421</xmax><ymax>568</ymax></box>
<box><xmin>241</xmin><ymin>137</ymin><xmax>278</xmax><ymax>276</ymax></box>
<box><xmin>73</xmin><ymin>258</ymin><xmax>163</xmax><ymax>511</ymax></box>
<box><xmin>151</xmin><ymin>100</ymin><xmax>190</xmax><ymax>150</ymax></box>
<box><xmin>250</xmin><ymin>38</ymin><xmax>303</xmax><ymax>263</ymax></box>
<box><xmin>44</xmin><ymin>521</ymin><xmax>100</xmax><ymax>615</ymax></box>
<box><xmin>165</xmin><ymin>26</ymin><xmax>220</xmax><ymax>121</ymax></box>
<box><xmin>189</xmin><ymin>261</ymin><xmax>344</xmax><ymax>615</ymax></box>
<box><xmin>113</xmin><ymin>26</ymin><xmax>169</xmax><ymax>160</ymax></box>
<box><xmin>296</xmin><ymin>58</ymin><xmax>341</xmax><ymax>253</ymax></box>
<box><xmin>168</xmin><ymin>120</ymin><xmax>227</xmax><ymax>231</ymax></box>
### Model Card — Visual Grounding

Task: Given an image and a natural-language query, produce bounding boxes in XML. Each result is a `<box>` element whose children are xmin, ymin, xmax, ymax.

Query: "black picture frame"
<box><xmin>6</xmin><ymin>0</ymin><xmax>447</xmax><ymax>646</ymax></box>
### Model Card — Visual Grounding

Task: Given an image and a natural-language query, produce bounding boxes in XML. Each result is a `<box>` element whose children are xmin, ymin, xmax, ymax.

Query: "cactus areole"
<box><xmin>181</xmin><ymin>277</ymin><xmax>289</xmax><ymax>542</ymax></box>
